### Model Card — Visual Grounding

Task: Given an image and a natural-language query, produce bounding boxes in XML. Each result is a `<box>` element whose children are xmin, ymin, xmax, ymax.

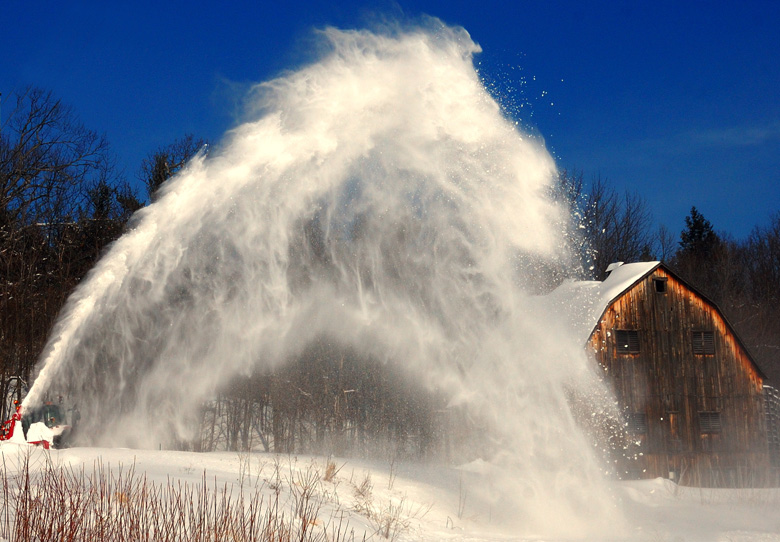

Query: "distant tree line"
<box><xmin>194</xmin><ymin>340</ymin><xmax>454</xmax><ymax>459</ymax></box>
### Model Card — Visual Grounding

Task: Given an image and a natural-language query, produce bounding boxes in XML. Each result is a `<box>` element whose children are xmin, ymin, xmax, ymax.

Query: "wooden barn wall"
<box><xmin>588</xmin><ymin>268</ymin><xmax>769</xmax><ymax>483</ymax></box>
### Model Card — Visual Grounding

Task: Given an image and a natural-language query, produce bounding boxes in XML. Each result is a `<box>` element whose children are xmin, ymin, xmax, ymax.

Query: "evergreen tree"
<box><xmin>672</xmin><ymin>206</ymin><xmax>729</xmax><ymax>305</ymax></box>
<box><xmin>679</xmin><ymin>206</ymin><xmax>718</xmax><ymax>257</ymax></box>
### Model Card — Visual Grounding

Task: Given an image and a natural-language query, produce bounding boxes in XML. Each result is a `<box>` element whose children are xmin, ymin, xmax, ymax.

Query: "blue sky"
<box><xmin>3</xmin><ymin>1</ymin><xmax>779</xmax><ymax>239</ymax></box>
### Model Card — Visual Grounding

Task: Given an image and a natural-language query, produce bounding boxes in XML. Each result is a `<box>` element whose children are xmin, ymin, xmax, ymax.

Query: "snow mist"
<box><xmin>27</xmin><ymin>22</ymin><xmax>623</xmax><ymax>537</ymax></box>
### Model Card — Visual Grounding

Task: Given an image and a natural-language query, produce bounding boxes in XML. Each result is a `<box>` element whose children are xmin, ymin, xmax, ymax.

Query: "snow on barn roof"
<box><xmin>546</xmin><ymin>261</ymin><xmax>661</xmax><ymax>345</ymax></box>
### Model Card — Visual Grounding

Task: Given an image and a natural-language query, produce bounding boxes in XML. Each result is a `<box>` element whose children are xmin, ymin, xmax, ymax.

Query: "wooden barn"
<box><xmin>552</xmin><ymin>261</ymin><xmax>773</xmax><ymax>486</ymax></box>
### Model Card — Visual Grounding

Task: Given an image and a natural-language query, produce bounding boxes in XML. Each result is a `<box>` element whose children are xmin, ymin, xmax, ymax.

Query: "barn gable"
<box><xmin>591</xmin><ymin>262</ymin><xmax>765</xmax><ymax>385</ymax></box>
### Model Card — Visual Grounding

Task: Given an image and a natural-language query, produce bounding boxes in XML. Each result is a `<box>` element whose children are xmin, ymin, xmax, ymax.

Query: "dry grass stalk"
<box><xmin>0</xmin><ymin>451</ymin><xmax>360</xmax><ymax>542</ymax></box>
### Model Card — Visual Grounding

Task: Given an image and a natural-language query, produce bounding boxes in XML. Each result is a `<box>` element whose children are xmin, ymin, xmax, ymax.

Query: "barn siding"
<box><xmin>588</xmin><ymin>267</ymin><xmax>769</xmax><ymax>484</ymax></box>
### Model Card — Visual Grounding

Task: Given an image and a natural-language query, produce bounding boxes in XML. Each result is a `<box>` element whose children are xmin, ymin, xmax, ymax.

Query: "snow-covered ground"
<box><xmin>1</xmin><ymin>442</ymin><xmax>780</xmax><ymax>541</ymax></box>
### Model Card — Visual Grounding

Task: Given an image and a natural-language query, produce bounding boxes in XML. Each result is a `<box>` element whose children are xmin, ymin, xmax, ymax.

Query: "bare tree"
<box><xmin>0</xmin><ymin>87</ymin><xmax>110</xmax><ymax>227</ymax></box>
<box><xmin>654</xmin><ymin>224</ymin><xmax>676</xmax><ymax>262</ymax></box>
<box><xmin>0</xmin><ymin>87</ymin><xmax>117</xmax><ymax>393</ymax></box>
<box><xmin>738</xmin><ymin>213</ymin><xmax>780</xmax><ymax>383</ymax></box>
<box><xmin>745</xmin><ymin>213</ymin><xmax>780</xmax><ymax>305</ymax></box>
<box><xmin>579</xmin><ymin>176</ymin><xmax>654</xmax><ymax>279</ymax></box>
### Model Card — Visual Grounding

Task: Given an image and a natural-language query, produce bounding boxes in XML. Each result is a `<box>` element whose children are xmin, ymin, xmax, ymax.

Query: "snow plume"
<box><xmin>26</xmin><ymin>21</ymin><xmax>624</xmax><ymax>537</ymax></box>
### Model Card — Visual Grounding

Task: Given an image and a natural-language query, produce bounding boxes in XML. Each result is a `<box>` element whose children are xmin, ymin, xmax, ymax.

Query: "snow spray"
<box><xmin>26</xmin><ymin>21</ymin><xmax>624</xmax><ymax>537</ymax></box>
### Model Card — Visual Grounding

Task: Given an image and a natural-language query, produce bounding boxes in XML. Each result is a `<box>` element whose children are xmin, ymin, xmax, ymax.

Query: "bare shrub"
<box><xmin>369</xmin><ymin>496</ymin><xmax>432</xmax><ymax>541</ymax></box>
<box><xmin>354</xmin><ymin>471</ymin><xmax>372</xmax><ymax>501</ymax></box>
<box><xmin>323</xmin><ymin>457</ymin><xmax>344</xmax><ymax>483</ymax></box>
<box><xmin>0</xmin><ymin>451</ymin><xmax>356</xmax><ymax>542</ymax></box>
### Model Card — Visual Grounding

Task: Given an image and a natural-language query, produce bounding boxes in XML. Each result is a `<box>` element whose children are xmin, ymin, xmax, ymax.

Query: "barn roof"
<box><xmin>547</xmin><ymin>261</ymin><xmax>661</xmax><ymax>346</ymax></box>
<box><xmin>547</xmin><ymin>261</ymin><xmax>768</xmax><ymax>381</ymax></box>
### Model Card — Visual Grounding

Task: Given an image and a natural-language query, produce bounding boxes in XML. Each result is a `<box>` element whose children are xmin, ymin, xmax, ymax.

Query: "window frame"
<box><xmin>653</xmin><ymin>277</ymin><xmax>668</xmax><ymax>294</ymax></box>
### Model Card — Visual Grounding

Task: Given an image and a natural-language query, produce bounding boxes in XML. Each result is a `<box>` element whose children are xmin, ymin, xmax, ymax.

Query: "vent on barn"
<box><xmin>699</xmin><ymin>411</ymin><xmax>722</xmax><ymax>434</ymax></box>
<box><xmin>616</xmin><ymin>330</ymin><xmax>640</xmax><ymax>354</ymax></box>
<box><xmin>627</xmin><ymin>412</ymin><xmax>648</xmax><ymax>434</ymax></box>
<box><xmin>692</xmin><ymin>331</ymin><xmax>715</xmax><ymax>355</ymax></box>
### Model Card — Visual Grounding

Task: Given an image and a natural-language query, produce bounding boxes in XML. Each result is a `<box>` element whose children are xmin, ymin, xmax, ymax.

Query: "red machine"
<box><xmin>0</xmin><ymin>401</ymin><xmax>72</xmax><ymax>449</ymax></box>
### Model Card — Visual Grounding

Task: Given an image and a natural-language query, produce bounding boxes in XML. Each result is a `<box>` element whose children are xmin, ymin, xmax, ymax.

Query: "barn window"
<box><xmin>616</xmin><ymin>330</ymin><xmax>640</xmax><ymax>354</ymax></box>
<box><xmin>653</xmin><ymin>277</ymin><xmax>667</xmax><ymax>293</ymax></box>
<box><xmin>692</xmin><ymin>331</ymin><xmax>715</xmax><ymax>355</ymax></box>
<box><xmin>699</xmin><ymin>411</ymin><xmax>722</xmax><ymax>433</ymax></box>
<box><xmin>627</xmin><ymin>413</ymin><xmax>647</xmax><ymax>434</ymax></box>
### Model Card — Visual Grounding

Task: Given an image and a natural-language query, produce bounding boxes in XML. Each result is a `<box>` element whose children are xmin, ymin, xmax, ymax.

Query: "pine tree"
<box><xmin>673</xmin><ymin>206</ymin><xmax>726</xmax><ymax>304</ymax></box>
<box><xmin>679</xmin><ymin>206</ymin><xmax>718</xmax><ymax>257</ymax></box>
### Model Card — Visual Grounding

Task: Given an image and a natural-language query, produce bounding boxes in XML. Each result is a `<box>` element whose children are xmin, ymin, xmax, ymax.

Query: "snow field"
<box><xmin>1</xmin><ymin>443</ymin><xmax>780</xmax><ymax>541</ymax></box>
